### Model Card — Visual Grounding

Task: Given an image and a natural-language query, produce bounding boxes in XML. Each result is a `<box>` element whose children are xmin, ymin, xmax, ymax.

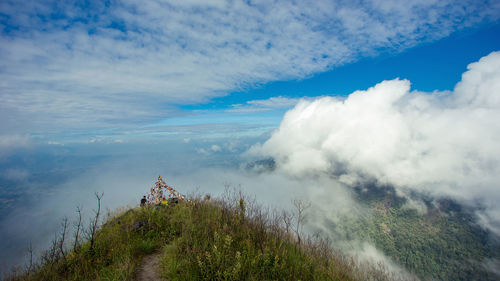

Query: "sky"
<box><xmin>1</xmin><ymin>0</ymin><xmax>500</xmax><ymax>143</ymax></box>
<box><xmin>1</xmin><ymin>0</ymin><xmax>500</xmax><ymax>274</ymax></box>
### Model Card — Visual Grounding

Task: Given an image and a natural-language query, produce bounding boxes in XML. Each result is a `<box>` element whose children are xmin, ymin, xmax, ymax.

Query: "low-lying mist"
<box><xmin>0</xmin><ymin>140</ymin><xmax>399</xmax><ymax>275</ymax></box>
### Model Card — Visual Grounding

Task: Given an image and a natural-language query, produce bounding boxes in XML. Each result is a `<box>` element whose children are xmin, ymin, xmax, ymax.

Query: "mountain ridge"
<box><xmin>3</xmin><ymin>192</ymin><xmax>407</xmax><ymax>281</ymax></box>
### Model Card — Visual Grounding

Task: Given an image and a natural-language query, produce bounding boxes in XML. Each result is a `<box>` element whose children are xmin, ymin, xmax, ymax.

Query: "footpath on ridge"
<box><xmin>136</xmin><ymin>252</ymin><xmax>163</xmax><ymax>281</ymax></box>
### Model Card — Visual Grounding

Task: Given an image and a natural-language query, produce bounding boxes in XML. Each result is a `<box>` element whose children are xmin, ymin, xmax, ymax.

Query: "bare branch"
<box><xmin>292</xmin><ymin>198</ymin><xmax>311</xmax><ymax>246</ymax></box>
<box><xmin>73</xmin><ymin>206</ymin><xmax>83</xmax><ymax>251</ymax></box>
<box><xmin>88</xmin><ymin>192</ymin><xmax>104</xmax><ymax>252</ymax></box>
<box><xmin>58</xmin><ymin>217</ymin><xmax>68</xmax><ymax>260</ymax></box>
<box><xmin>26</xmin><ymin>242</ymin><xmax>34</xmax><ymax>275</ymax></box>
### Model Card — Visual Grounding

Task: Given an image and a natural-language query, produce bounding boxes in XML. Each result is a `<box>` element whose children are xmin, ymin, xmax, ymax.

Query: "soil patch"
<box><xmin>136</xmin><ymin>252</ymin><xmax>163</xmax><ymax>281</ymax></box>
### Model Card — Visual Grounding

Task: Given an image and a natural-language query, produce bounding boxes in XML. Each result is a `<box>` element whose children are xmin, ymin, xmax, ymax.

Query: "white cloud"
<box><xmin>0</xmin><ymin>135</ymin><xmax>31</xmax><ymax>158</ymax></box>
<box><xmin>252</xmin><ymin>51</ymin><xmax>500</xmax><ymax>234</ymax></box>
<box><xmin>1</xmin><ymin>0</ymin><xmax>498</xmax><ymax>133</ymax></box>
<box><xmin>196</xmin><ymin>148</ymin><xmax>209</xmax><ymax>155</ymax></box>
<box><xmin>348</xmin><ymin>242</ymin><xmax>415</xmax><ymax>280</ymax></box>
<box><xmin>0</xmin><ymin>135</ymin><xmax>30</xmax><ymax>148</ymax></box>
<box><xmin>228</xmin><ymin>96</ymin><xmax>302</xmax><ymax>113</ymax></box>
<box><xmin>211</xmin><ymin>144</ymin><xmax>222</xmax><ymax>152</ymax></box>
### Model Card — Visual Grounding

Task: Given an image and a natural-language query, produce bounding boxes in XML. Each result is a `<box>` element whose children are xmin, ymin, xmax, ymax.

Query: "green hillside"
<box><xmin>5</xmin><ymin>193</ymin><xmax>400</xmax><ymax>281</ymax></box>
<box><xmin>331</xmin><ymin>186</ymin><xmax>500</xmax><ymax>281</ymax></box>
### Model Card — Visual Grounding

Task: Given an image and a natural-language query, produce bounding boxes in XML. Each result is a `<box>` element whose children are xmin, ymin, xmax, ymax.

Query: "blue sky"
<box><xmin>190</xmin><ymin>21</ymin><xmax>500</xmax><ymax>114</ymax></box>
<box><xmin>1</xmin><ymin>0</ymin><xmax>500</xmax><ymax>146</ymax></box>
<box><xmin>146</xmin><ymin>21</ymin><xmax>500</xmax><ymax>144</ymax></box>
<box><xmin>224</xmin><ymin>22</ymin><xmax>500</xmax><ymax>100</ymax></box>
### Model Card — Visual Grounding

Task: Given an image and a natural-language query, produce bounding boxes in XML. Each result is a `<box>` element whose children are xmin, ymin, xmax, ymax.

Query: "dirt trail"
<box><xmin>136</xmin><ymin>252</ymin><xmax>163</xmax><ymax>281</ymax></box>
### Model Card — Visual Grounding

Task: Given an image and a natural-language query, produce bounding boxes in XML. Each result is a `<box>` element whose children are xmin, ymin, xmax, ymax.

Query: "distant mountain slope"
<box><xmin>328</xmin><ymin>185</ymin><xmax>500</xmax><ymax>280</ymax></box>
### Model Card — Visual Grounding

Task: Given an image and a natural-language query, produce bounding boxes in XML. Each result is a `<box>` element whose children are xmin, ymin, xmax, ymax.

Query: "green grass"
<box><xmin>5</xmin><ymin>193</ymin><xmax>402</xmax><ymax>281</ymax></box>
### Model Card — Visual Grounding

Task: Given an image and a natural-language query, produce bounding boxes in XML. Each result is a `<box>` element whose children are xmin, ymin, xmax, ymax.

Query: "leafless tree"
<box><xmin>87</xmin><ymin>192</ymin><xmax>104</xmax><ymax>251</ymax></box>
<box><xmin>292</xmin><ymin>198</ymin><xmax>311</xmax><ymax>246</ymax></box>
<box><xmin>73</xmin><ymin>206</ymin><xmax>83</xmax><ymax>251</ymax></box>
<box><xmin>282</xmin><ymin>210</ymin><xmax>293</xmax><ymax>235</ymax></box>
<box><xmin>58</xmin><ymin>217</ymin><xmax>68</xmax><ymax>260</ymax></box>
<box><xmin>48</xmin><ymin>233</ymin><xmax>58</xmax><ymax>265</ymax></box>
<box><xmin>26</xmin><ymin>242</ymin><xmax>34</xmax><ymax>275</ymax></box>
<box><xmin>39</xmin><ymin>216</ymin><xmax>70</xmax><ymax>267</ymax></box>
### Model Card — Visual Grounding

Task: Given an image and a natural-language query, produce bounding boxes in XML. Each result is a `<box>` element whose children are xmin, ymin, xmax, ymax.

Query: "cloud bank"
<box><xmin>1</xmin><ymin>0</ymin><xmax>499</xmax><ymax>132</ymax></box>
<box><xmin>252</xmin><ymin>51</ymin><xmax>500</xmax><ymax>234</ymax></box>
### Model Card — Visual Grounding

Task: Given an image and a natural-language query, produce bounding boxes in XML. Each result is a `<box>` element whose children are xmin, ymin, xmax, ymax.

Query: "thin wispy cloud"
<box><xmin>228</xmin><ymin>96</ymin><xmax>302</xmax><ymax>113</ymax></box>
<box><xmin>1</xmin><ymin>0</ymin><xmax>498</xmax><ymax>134</ymax></box>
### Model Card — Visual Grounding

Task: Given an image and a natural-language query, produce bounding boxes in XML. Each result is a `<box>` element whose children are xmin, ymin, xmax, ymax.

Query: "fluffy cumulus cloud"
<box><xmin>252</xmin><ymin>51</ymin><xmax>500</xmax><ymax>233</ymax></box>
<box><xmin>1</xmin><ymin>0</ymin><xmax>499</xmax><ymax>133</ymax></box>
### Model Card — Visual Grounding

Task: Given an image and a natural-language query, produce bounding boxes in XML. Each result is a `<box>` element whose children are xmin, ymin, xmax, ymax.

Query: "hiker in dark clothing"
<box><xmin>140</xmin><ymin>196</ymin><xmax>147</xmax><ymax>206</ymax></box>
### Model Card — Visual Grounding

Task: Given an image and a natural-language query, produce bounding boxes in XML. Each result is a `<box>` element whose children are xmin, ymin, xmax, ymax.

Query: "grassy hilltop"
<box><xmin>5</xmin><ymin>192</ymin><xmax>401</xmax><ymax>281</ymax></box>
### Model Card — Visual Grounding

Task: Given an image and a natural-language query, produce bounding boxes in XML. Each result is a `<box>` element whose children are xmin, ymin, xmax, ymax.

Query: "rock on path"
<box><xmin>136</xmin><ymin>252</ymin><xmax>164</xmax><ymax>281</ymax></box>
